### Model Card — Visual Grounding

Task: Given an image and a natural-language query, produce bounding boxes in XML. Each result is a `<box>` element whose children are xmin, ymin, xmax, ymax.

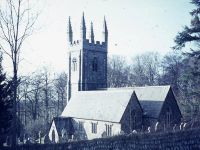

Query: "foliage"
<box><xmin>0</xmin><ymin>0</ymin><xmax>38</xmax><ymax>146</ymax></box>
<box><xmin>107</xmin><ymin>55</ymin><xmax>130</xmax><ymax>87</ymax></box>
<box><xmin>0</xmin><ymin>53</ymin><xmax>13</xmax><ymax>146</ymax></box>
<box><xmin>24</xmin><ymin>119</ymin><xmax>47</xmax><ymax>139</ymax></box>
<box><xmin>131</xmin><ymin>52</ymin><xmax>160</xmax><ymax>86</ymax></box>
<box><xmin>107</xmin><ymin>52</ymin><xmax>160</xmax><ymax>87</ymax></box>
<box><xmin>17</xmin><ymin>70</ymin><xmax>67</xmax><ymax>140</ymax></box>
<box><xmin>159</xmin><ymin>52</ymin><xmax>183</xmax><ymax>95</ymax></box>
<box><xmin>174</xmin><ymin>0</ymin><xmax>200</xmax><ymax>50</ymax></box>
<box><xmin>54</xmin><ymin>72</ymin><xmax>67</xmax><ymax>114</ymax></box>
<box><xmin>172</xmin><ymin>0</ymin><xmax>200</xmax><ymax>119</ymax></box>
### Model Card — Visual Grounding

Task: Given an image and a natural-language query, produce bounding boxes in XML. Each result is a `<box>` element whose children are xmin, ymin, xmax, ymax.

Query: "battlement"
<box><xmin>69</xmin><ymin>39</ymin><xmax>107</xmax><ymax>52</ymax></box>
<box><xmin>84</xmin><ymin>39</ymin><xmax>107</xmax><ymax>51</ymax></box>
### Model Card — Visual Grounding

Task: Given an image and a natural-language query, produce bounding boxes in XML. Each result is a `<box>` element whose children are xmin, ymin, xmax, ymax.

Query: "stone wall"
<box><xmin>3</xmin><ymin>129</ymin><xmax>200</xmax><ymax>150</ymax></box>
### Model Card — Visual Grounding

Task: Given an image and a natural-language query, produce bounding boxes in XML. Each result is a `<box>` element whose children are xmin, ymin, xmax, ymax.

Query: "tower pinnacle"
<box><xmin>90</xmin><ymin>22</ymin><xmax>95</xmax><ymax>43</ymax></box>
<box><xmin>103</xmin><ymin>16</ymin><xmax>108</xmax><ymax>44</ymax></box>
<box><xmin>81</xmin><ymin>12</ymin><xmax>86</xmax><ymax>40</ymax></box>
<box><xmin>67</xmin><ymin>16</ymin><xmax>73</xmax><ymax>44</ymax></box>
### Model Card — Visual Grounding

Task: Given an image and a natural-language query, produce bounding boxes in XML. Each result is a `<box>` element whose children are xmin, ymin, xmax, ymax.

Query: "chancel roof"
<box><xmin>61</xmin><ymin>90</ymin><xmax>137</xmax><ymax>122</ymax></box>
<box><xmin>108</xmin><ymin>85</ymin><xmax>171</xmax><ymax>118</ymax></box>
<box><xmin>108</xmin><ymin>85</ymin><xmax>170</xmax><ymax>102</ymax></box>
<box><xmin>140</xmin><ymin>101</ymin><xmax>164</xmax><ymax>118</ymax></box>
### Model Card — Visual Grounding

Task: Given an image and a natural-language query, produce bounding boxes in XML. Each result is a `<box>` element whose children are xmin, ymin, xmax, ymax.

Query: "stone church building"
<box><xmin>48</xmin><ymin>14</ymin><xmax>182</xmax><ymax>143</ymax></box>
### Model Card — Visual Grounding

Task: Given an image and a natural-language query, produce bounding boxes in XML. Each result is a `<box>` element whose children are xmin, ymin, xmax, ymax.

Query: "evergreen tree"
<box><xmin>0</xmin><ymin>53</ymin><xmax>13</xmax><ymax>147</ymax></box>
<box><xmin>174</xmin><ymin>0</ymin><xmax>200</xmax><ymax>50</ymax></box>
<box><xmin>173</xmin><ymin>0</ymin><xmax>200</xmax><ymax>118</ymax></box>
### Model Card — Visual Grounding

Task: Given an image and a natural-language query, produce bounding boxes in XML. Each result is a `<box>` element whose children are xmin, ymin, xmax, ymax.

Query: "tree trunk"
<box><xmin>12</xmin><ymin>62</ymin><xmax>17</xmax><ymax>147</ymax></box>
<box><xmin>61</xmin><ymin>93</ymin><xmax>64</xmax><ymax>110</ymax></box>
<box><xmin>24</xmin><ymin>92</ymin><xmax>27</xmax><ymax>126</ymax></box>
<box><xmin>57</xmin><ymin>92</ymin><xmax>60</xmax><ymax>116</ymax></box>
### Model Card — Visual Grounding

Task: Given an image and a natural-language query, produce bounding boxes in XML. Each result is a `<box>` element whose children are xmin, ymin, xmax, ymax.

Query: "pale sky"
<box><xmin>2</xmin><ymin>0</ymin><xmax>194</xmax><ymax>75</ymax></box>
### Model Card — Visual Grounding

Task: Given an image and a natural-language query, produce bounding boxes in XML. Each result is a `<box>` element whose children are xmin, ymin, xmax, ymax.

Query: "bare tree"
<box><xmin>131</xmin><ymin>52</ymin><xmax>161</xmax><ymax>86</ymax></box>
<box><xmin>160</xmin><ymin>52</ymin><xmax>183</xmax><ymax>94</ymax></box>
<box><xmin>28</xmin><ymin>74</ymin><xmax>43</xmax><ymax>121</ymax></box>
<box><xmin>39</xmin><ymin>68</ymin><xmax>56</xmax><ymax>130</ymax></box>
<box><xmin>43</xmin><ymin>70</ymin><xmax>50</xmax><ymax>127</ymax></box>
<box><xmin>54</xmin><ymin>72</ymin><xmax>67</xmax><ymax>115</ymax></box>
<box><xmin>107</xmin><ymin>55</ymin><xmax>130</xmax><ymax>87</ymax></box>
<box><xmin>0</xmin><ymin>0</ymin><xmax>38</xmax><ymax>146</ymax></box>
<box><xmin>17</xmin><ymin>69</ymin><xmax>58</xmax><ymax>139</ymax></box>
<box><xmin>16</xmin><ymin>76</ymin><xmax>31</xmax><ymax>127</ymax></box>
<box><xmin>131</xmin><ymin>55</ymin><xmax>147</xmax><ymax>86</ymax></box>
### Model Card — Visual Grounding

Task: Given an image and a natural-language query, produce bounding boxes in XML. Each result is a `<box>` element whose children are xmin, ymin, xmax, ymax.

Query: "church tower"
<box><xmin>67</xmin><ymin>13</ymin><xmax>108</xmax><ymax>101</ymax></box>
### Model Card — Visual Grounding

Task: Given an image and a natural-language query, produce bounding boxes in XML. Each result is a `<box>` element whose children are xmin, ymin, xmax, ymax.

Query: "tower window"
<box><xmin>72</xmin><ymin>58</ymin><xmax>77</xmax><ymax>71</ymax></box>
<box><xmin>92</xmin><ymin>57</ymin><xmax>98</xmax><ymax>72</ymax></box>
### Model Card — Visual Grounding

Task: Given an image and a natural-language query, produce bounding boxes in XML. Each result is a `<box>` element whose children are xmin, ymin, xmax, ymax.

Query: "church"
<box><xmin>48</xmin><ymin>14</ymin><xmax>182</xmax><ymax>143</ymax></box>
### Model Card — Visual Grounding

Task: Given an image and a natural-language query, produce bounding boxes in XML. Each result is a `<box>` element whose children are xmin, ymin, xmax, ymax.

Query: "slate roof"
<box><xmin>140</xmin><ymin>101</ymin><xmax>164</xmax><ymax>118</ymax></box>
<box><xmin>61</xmin><ymin>90</ymin><xmax>137</xmax><ymax>123</ymax></box>
<box><xmin>108</xmin><ymin>85</ymin><xmax>171</xmax><ymax>118</ymax></box>
<box><xmin>108</xmin><ymin>85</ymin><xmax>170</xmax><ymax>102</ymax></box>
<box><xmin>61</xmin><ymin>85</ymin><xmax>171</xmax><ymax>121</ymax></box>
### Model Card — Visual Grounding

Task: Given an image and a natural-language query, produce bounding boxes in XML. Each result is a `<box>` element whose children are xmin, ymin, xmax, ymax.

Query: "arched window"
<box><xmin>92</xmin><ymin>57</ymin><xmax>98</xmax><ymax>72</ymax></box>
<box><xmin>131</xmin><ymin>110</ymin><xmax>137</xmax><ymax>130</ymax></box>
<box><xmin>52</xmin><ymin>130</ymin><xmax>55</xmax><ymax>143</ymax></box>
<box><xmin>72</xmin><ymin>58</ymin><xmax>77</xmax><ymax>71</ymax></box>
<box><xmin>166</xmin><ymin>107</ymin><xmax>172</xmax><ymax>127</ymax></box>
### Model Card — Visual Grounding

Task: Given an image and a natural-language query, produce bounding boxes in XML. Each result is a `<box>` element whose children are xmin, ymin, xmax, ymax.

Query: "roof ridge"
<box><xmin>106</xmin><ymin>85</ymin><xmax>170</xmax><ymax>90</ymax></box>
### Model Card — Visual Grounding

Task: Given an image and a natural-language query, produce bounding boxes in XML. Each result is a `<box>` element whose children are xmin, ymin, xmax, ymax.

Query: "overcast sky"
<box><xmin>2</xmin><ymin>0</ymin><xmax>194</xmax><ymax>75</ymax></box>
